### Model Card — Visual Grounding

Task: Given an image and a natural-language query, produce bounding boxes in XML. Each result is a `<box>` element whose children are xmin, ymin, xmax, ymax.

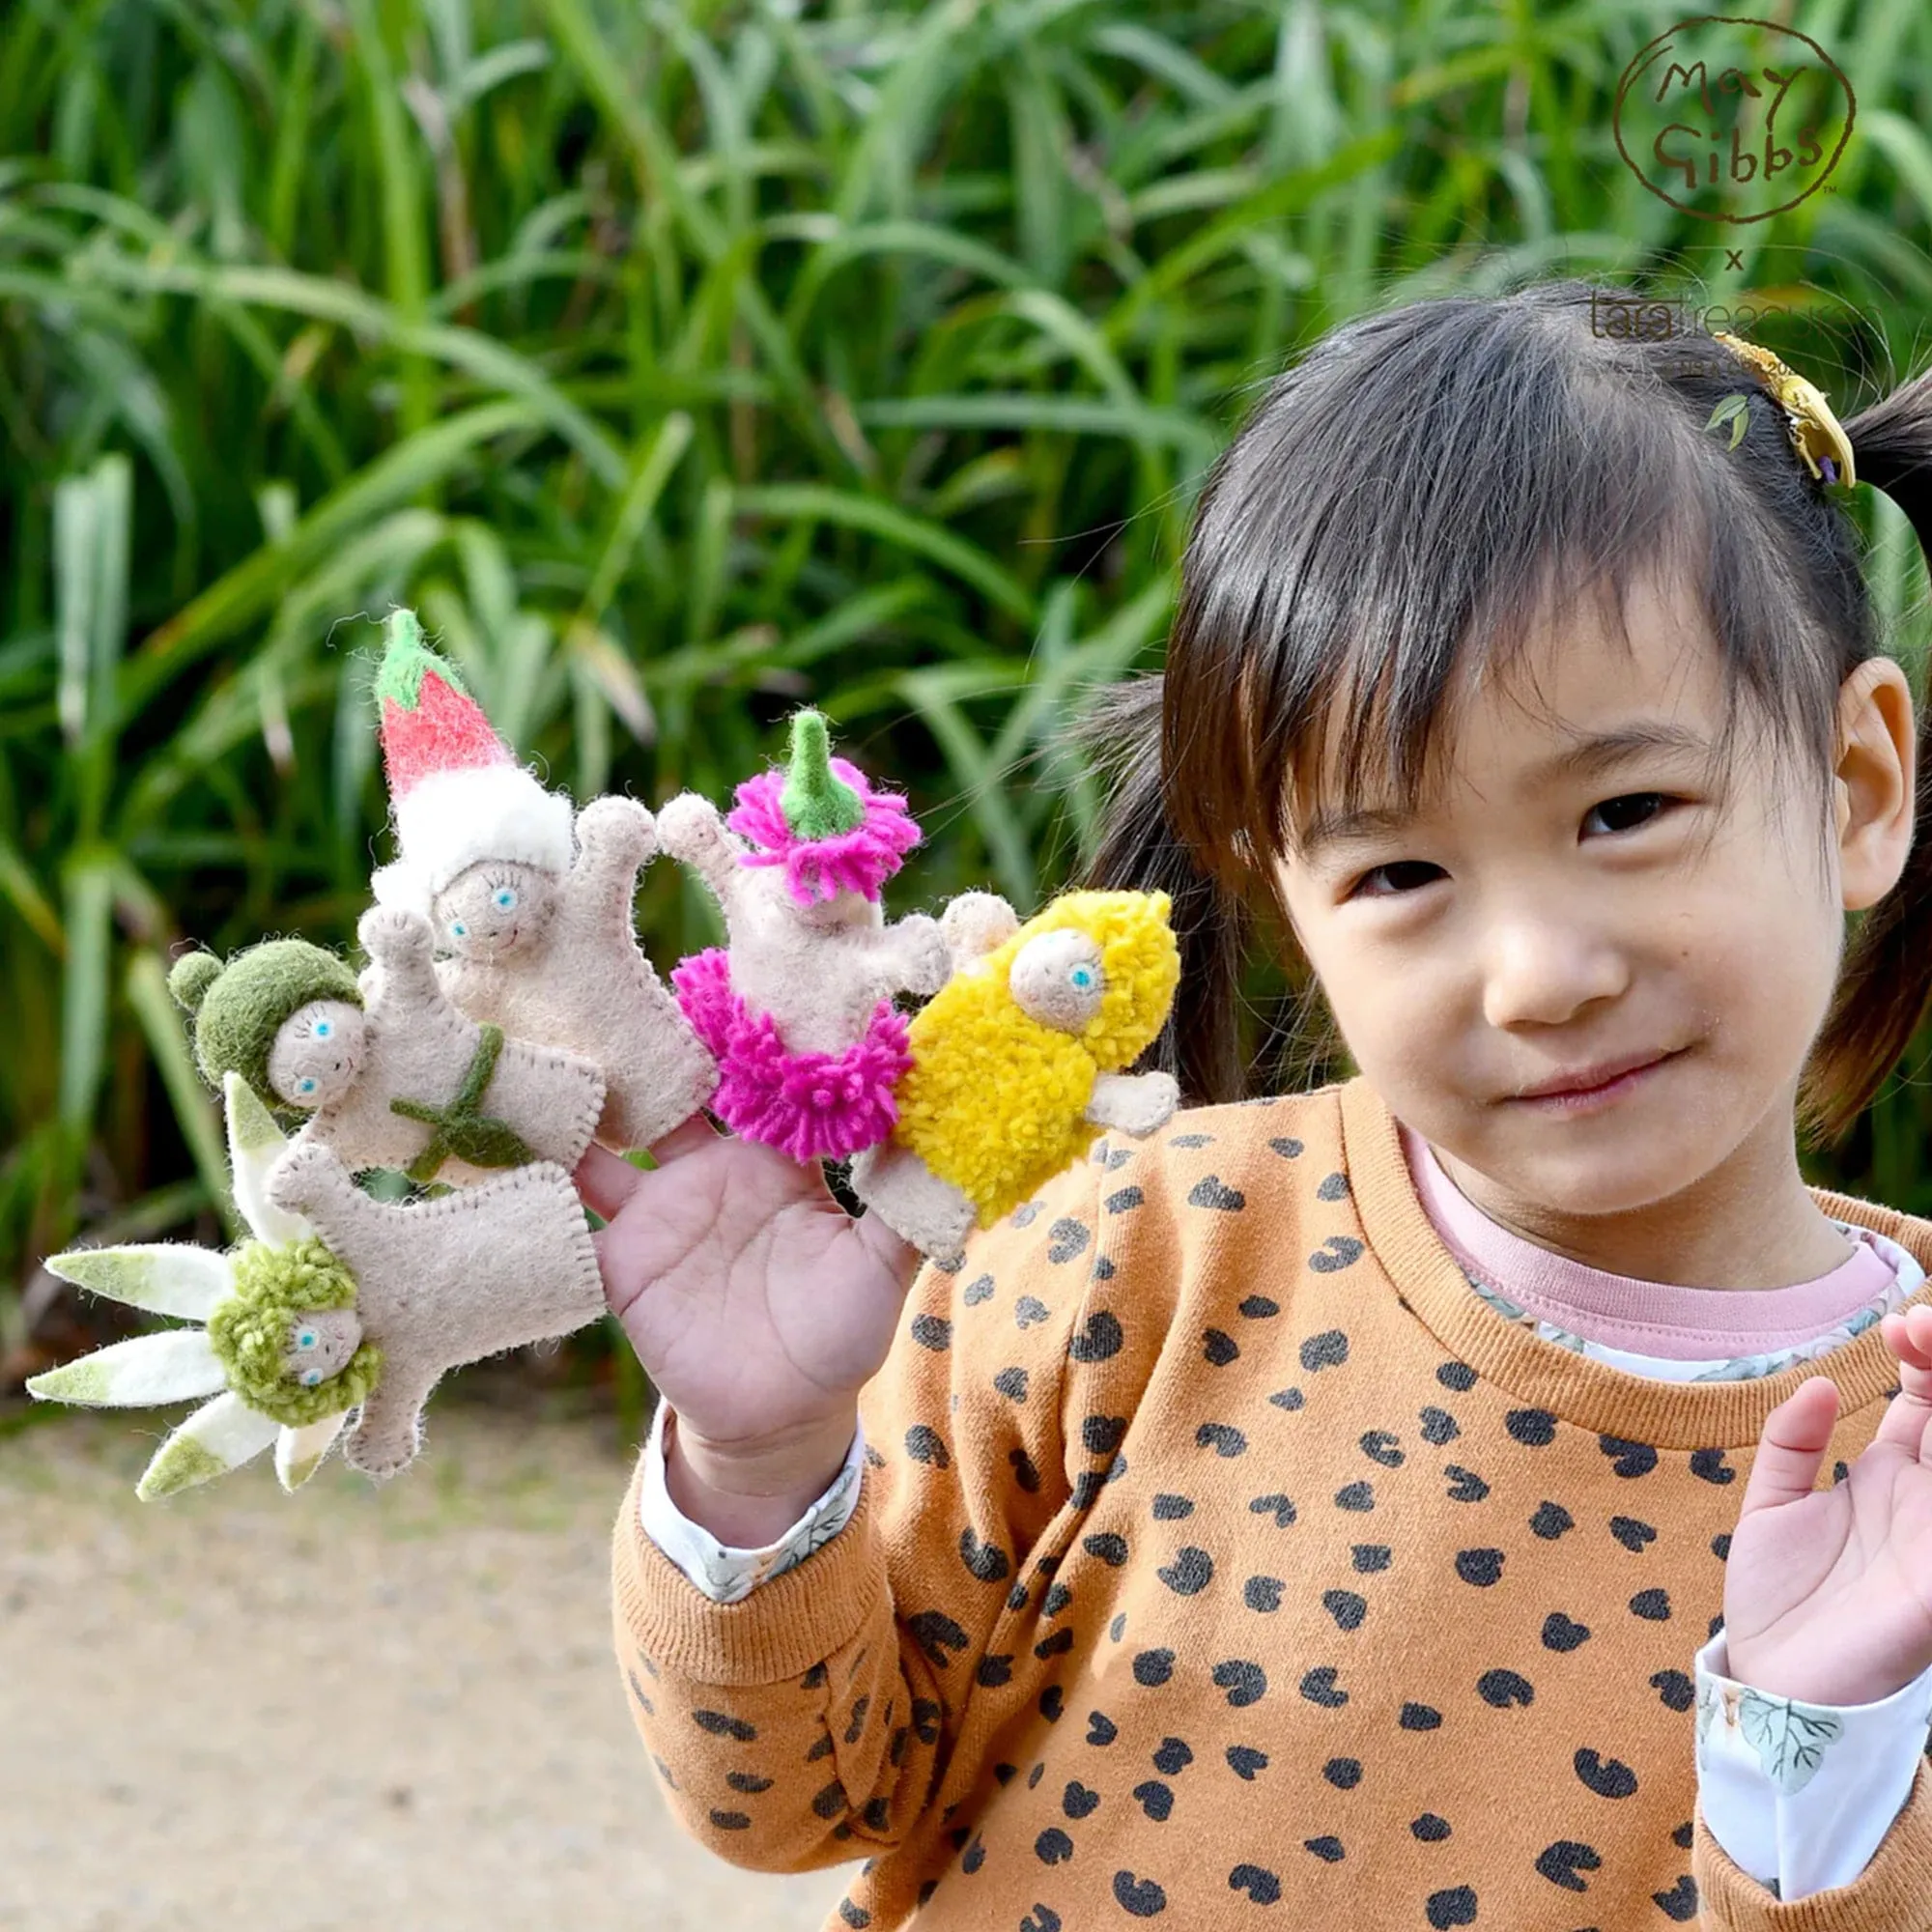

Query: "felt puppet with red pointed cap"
<box><xmin>368</xmin><ymin>611</ymin><xmax>576</xmax><ymax>918</ymax></box>
<box><xmin>368</xmin><ymin>611</ymin><xmax>718</xmax><ymax>1154</ymax></box>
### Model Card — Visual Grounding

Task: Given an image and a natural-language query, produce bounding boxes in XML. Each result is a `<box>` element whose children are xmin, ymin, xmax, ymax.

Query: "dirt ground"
<box><xmin>0</xmin><ymin>1402</ymin><xmax>848</xmax><ymax>1932</ymax></box>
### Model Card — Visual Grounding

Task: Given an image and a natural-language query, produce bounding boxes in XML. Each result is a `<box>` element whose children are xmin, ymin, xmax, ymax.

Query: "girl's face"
<box><xmin>267</xmin><ymin>1001</ymin><xmax>367</xmax><ymax>1110</ymax></box>
<box><xmin>1271</xmin><ymin>569</ymin><xmax>1914</xmax><ymax>1283</ymax></box>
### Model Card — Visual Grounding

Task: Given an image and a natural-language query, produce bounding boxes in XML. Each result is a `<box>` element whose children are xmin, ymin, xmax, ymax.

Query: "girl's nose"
<box><xmin>1480</xmin><ymin>911</ymin><xmax>1631</xmax><ymax>1031</ymax></box>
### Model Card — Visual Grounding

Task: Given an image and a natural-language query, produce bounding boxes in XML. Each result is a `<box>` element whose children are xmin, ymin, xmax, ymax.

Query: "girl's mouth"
<box><xmin>1511</xmin><ymin>1049</ymin><xmax>1683</xmax><ymax>1115</ymax></box>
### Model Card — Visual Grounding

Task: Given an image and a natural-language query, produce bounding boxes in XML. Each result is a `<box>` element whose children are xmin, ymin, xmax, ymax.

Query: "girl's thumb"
<box><xmin>1734</xmin><ymin>1377</ymin><xmax>1841</xmax><ymax>1520</ymax></box>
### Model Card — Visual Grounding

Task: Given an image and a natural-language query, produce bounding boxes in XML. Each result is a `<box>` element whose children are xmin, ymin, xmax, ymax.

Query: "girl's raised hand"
<box><xmin>1720</xmin><ymin>1302</ymin><xmax>1932</xmax><ymax>1706</ymax></box>
<box><xmin>577</xmin><ymin>1118</ymin><xmax>923</xmax><ymax>1461</ymax></box>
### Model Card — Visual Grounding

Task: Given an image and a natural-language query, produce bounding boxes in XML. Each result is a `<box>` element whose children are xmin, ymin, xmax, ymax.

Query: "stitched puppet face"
<box><xmin>282</xmin><ymin>1305</ymin><xmax>365</xmax><ymax>1387</ymax></box>
<box><xmin>434</xmin><ymin>861</ymin><xmax>560</xmax><ymax>961</ymax></box>
<box><xmin>1009</xmin><ymin>928</ymin><xmax>1107</xmax><ymax>1033</ymax></box>
<box><xmin>267</xmin><ymin>1001</ymin><xmax>368</xmax><ymax>1110</ymax></box>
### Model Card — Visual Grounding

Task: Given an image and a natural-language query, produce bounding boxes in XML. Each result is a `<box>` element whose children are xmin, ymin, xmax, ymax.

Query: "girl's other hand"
<box><xmin>1721</xmin><ymin>1303</ymin><xmax>1932</xmax><ymax>1707</ymax></box>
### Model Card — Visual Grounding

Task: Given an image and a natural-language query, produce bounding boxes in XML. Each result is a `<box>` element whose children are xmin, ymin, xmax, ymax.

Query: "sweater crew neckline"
<box><xmin>1336</xmin><ymin>1073</ymin><xmax>1932</xmax><ymax>1448</ymax></box>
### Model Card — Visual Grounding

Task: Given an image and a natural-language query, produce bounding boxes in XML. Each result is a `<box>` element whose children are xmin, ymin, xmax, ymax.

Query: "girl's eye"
<box><xmin>315</xmin><ymin>1020</ymin><xmax>331</xmax><ymax>1038</ymax></box>
<box><xmin>1585</xmin><ymin>791</ymin><xmax>1671</xmax><ymax>837</ymax></box>
<box><xmin>495</xmin><ymin>888</ymin><xmax>518</xmax><ymax>911</ymax></box>
<box><xmin>1344</xmin><ymin>794</ymin><xmax>1675</xmax><ymax>901</ymax></box>
<box><xmin>450</xmin><ymin>922</ymin><xmax>467</xmax><ymax>939</ymax></box>
<box><xmin>1347</xmin><ymin>861</ymin><xmax>1442</xmax><ymax>901</ymax></box>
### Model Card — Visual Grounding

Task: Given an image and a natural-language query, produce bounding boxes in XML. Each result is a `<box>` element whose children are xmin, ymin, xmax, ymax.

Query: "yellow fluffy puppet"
<box><xmin>849</xmin><ymin>888</ymin><xmax>1180</xmax><ymax>1264</ymax></box>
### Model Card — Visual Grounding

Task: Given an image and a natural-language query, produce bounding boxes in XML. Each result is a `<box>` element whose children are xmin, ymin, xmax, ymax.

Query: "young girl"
<box><xmin>582</xmin><ymin>279</ymin><xmax>1932</xmax><ymax>1930</ymax></box>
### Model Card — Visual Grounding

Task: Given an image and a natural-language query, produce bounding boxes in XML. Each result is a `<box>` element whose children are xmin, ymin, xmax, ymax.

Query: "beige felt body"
<box><xmin>265</xmin><ymin>1141</ymin><xmax>605</xmax><ymax>1478</ymax></box>
<box><xmin>435</xmin><ymin>798</ymin><xmax>718</xmax><ymax>1152</ymax></box>
<box><xmin>300</xmin><ymin>906</ymin><xmax>605</xmax><ymax>1181</ymax></box>
<box><xmin>655</xmin><ymin>791</ymin><xmax>950</xmax><ymax>1054</ymax></box>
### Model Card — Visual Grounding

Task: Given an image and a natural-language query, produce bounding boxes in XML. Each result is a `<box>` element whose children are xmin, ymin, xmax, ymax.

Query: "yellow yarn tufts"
<box><xmin>893</xmin><ymin>890</ymin><xmax>1179</xmax><ymax>1226</ymax></box>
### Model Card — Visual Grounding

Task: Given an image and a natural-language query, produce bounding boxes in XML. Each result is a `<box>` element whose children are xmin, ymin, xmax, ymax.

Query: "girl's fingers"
<box><xmin>575</xmin><ymin>1142</ymin><xmax>649</xmax><ymax>1221</ymax></box>
<box><xmin>1871</xmin><ymin>1307</ymin><xmax>1932</xmax><ymax>1457</ymax></box>
<box><xmin>1735</xmin><ymin>1378</ymin><xmax>1841</xmax><ymax>1522</ymax></box>
<box><xmin>575</xmin><ymin>1115</ymin><xmax>723</xmax><ymax>1219</ymax></box>
<box><xmin>645</xmin><ymin>1112</ymin><xmax>722</xmax><ymax>1166</ymax></box>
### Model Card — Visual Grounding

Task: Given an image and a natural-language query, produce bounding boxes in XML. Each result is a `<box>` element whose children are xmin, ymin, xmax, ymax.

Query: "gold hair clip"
<box><xmin>1712</xmin><ymin>331</ymin><xmax>1856</xmax><ymax>489</ymax></box>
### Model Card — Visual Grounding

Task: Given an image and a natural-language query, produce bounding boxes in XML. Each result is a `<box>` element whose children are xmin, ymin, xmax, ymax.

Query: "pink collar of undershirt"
<box><xmin>1398</xmin><ymin>1121</ymin><xmax>1894</xmax><ymax>1359</ymax></box>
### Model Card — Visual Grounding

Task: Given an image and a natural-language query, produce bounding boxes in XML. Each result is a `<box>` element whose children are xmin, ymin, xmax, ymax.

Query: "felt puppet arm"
<box><xmin>356</xmin><ymin>901</ymin><xmax>445</xmax><ymax>1004</ymax></box>
<box><xmin>940</xmin><ymin>890</ymin><xmax>1022</xmax><ymax>970</ymax></box>
<box><xmin>1085</xmin><ymin>1068</ymin><xmax>1181</xmax><ymax>1137</ymax></box>
<box><xmin>569</xmin><ymin>794</ymin><xmax>658</xmax><ymax>923</ymax></box>
<box><xmin>654</xmin><ymin>792</ymin><xmax>749</xmax><ymax>922</ymax></box>
<box><xmin>867</xmin><ymin>911</ymin><xmax>952</xmax><ymax>1002</ymax></box>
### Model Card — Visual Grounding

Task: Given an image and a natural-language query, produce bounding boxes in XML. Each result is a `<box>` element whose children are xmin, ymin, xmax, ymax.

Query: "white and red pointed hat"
<box><xmin>367</xmin><ymin>611</ymin><xmax>574</xmax><ymax>917</ymax></box>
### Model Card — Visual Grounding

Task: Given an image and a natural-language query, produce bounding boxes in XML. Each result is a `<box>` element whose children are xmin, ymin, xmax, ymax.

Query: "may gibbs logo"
<box><xmin>1614</xmin><ymin>16</ymin><xmax>1855</xmax><ymax>223</ymax></box>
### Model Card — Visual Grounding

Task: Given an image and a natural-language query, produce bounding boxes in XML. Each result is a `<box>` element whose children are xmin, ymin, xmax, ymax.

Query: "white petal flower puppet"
<box><xmin>28</xmin><ymin>1073</ymin><xmax>608</xmax><ymax>1490</ymax></box>
<box><xmin>27</xmin><ymin>1075</ymin><xmax>378</xmax><ymax>1498</ymax></box>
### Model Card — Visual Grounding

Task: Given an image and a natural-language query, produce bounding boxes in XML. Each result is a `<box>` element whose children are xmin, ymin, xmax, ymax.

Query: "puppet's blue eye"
<box><xmin>1069</xmin><ymin>966</ymin><xmax>1094</xmax><ymax>988</ymax></box>
<box><xmin>298</xmin><ymin>1331</ymin><xmax>316</xmax><ymax>1350</ymax></box>
<box><xmin>315</xmin><ymin>1019</ymin><xmax>331</xmax><ymax>1038</ymax></box>
<box><xmin>302</xmin><ymin>1370</ymin><xmax>321</xmax><ymax>1386</ymax></box>
<box><xmin>450</xmin><ymin>921</ymin><xmax>467</xmax><ymax>939</ymax></box>
<box><xmin>495</xmin><ymin>888</ymin><xmax>518</xmax><ymax>911</ymax></box>
<box><xmin>298</xmin><ymin>1077</ymin><xmax>318</xmax><ymax>1095</ymax></box>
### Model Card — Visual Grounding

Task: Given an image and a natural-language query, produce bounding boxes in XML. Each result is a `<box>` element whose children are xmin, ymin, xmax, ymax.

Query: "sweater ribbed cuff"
<box><xmin>1695</xmin><ymin>1757</ymin><xmax>1932</xmax><ymax>1929</ymax></box>
<box><xmin>611</xmin><ymin>1445</ymin><xmax>886</xmax><ymax>1686</ymax></box>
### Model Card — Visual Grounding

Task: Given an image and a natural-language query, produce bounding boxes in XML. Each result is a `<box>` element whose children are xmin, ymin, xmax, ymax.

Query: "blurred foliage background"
<box><xmin>6</xmin><ymin>0</ymin><xmax>1932</xmax><ymax>1395</ymax></box>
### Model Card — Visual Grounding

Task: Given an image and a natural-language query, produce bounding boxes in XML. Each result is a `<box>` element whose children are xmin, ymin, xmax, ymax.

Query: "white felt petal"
<box><xmin>27</xmin><ymin>1330</ymin><xmax>226</xmax><ymax>1408</ymax></box>
<box><xmin>44</xmin><ymin>1243</ymin><xmax>234</xmax><ymax>1320</ymax></box>
<box><xmin>136</xmin><ymin>1393</ymin><xmax>281</xmax><ymax>1501</ymax></box>
<box><xmin>275</xmin><ymin>1411</ymin><xmax>349</xmax><ymax>1492</ymax></box>
<box><xmin>223</xmin><ymin>1073</ymin><xmax>310</xmax><ymax>1247</ymax></box>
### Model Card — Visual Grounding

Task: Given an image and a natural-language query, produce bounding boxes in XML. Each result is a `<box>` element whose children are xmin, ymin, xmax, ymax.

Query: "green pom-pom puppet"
<box><xmin>170</xmin><ymin>908</ymin><xmax>606</xmax><ymax>1184</ymax></box>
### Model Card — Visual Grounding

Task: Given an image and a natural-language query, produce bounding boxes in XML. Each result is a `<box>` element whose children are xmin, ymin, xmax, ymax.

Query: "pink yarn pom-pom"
<box><xmin>670</xmin><ymin>948</ymin><xmax>911</xmax><ymax>1162</ymax></box>
<box><xmin>726</xmin><ymin>756</ymin><xmax>921</xmax><ymax>906</ymax></box>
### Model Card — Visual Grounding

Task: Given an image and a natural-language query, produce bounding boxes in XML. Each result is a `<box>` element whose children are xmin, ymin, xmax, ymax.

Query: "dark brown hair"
<box><xmin>1075</xmin><ymin>278</ymin><xmax>1932</xmax><ymax>1147</ymax></box>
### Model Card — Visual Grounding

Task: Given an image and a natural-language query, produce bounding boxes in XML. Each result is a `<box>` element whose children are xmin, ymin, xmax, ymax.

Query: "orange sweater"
<box><xmin>611</xmin><ymin>1076</ymin><xmax>1932</xmax><ymax>1929</ymax></box>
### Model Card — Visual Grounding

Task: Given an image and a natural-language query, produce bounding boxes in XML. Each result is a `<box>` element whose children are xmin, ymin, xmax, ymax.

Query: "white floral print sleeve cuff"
<box><xmin>1695</xmin><ymin>1627</ymin><xmax>1932</xmax><ymax>1901</ymax></box>
<box><xmin>637</xmin><ymin>1399</ymin><xmax>866</xmax><ymax>1605</ymax></box>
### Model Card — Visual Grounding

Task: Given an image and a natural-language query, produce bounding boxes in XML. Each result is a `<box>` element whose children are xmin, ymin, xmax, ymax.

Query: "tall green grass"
<box><xmin>4</xmin><ymin>0</ymin><xmax>1932</xmax><ymax>1334</ymax></box>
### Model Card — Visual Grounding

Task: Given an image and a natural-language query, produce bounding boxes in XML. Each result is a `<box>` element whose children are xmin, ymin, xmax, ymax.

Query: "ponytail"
<box><xmin>1803</xmin><ymin>363</ymin><xmax>1932</xmax><ymax>1147</ymax></box>
<box><xmin>1067</xmin><ymin>672</ymin><xmax>1259</xmax><ymax>1106</ymax></box>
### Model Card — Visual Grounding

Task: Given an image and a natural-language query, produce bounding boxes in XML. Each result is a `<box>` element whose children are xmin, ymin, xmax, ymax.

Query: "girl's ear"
<box><xmin>1833</xmin><ymin>655</ymin><xmax>1917</xmax><ymax>912</ymax></box>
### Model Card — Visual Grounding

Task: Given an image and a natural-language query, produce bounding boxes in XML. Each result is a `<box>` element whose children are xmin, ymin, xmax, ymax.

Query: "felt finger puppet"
<box><xmin>848</xmin><ymin>888</ymin><xmax>1182</xmax><ymax>1265</ymax></box>
<box><xmin>658</xmin><ymin>708</ymin><xmax>952</xmax><ymax>1163</ymax></box>
<box><xmin>365</xmin><ymin>611</ymin><xmax>718</xmax><ymax>1153</ymax></box>
<box><xmin>29</xmin><ymin>1076</ymin><xmax>606</xmax><ymax>1488</ymax></box>
<box><xmin>29</xmin><ymin>1075</ymin><xmax>380</xmax><ymax>1497</ymax></box>
<box><xmin>259</xmin><ymin>1133</ymin><xmax>603</xmax><ymax>1479</ymax></box>
<box><xmin>168</xmin><ymin>906</ymin><xmax>606</xmax><ymax>1185</ymax></box>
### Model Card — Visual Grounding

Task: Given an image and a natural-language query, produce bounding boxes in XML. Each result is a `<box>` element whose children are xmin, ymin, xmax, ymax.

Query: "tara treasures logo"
<box><xmin>1613</xmin><ymin>15</ymin><xmax>1856</xmax><ymax>223</ymax></box>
